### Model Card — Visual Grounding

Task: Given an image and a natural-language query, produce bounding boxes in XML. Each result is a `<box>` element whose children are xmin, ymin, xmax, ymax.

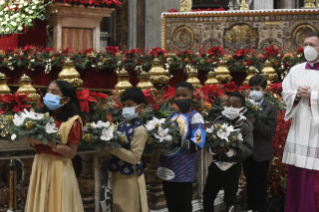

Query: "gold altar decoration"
<box><xmin>136</xmin><ymin>71</ymin><xmax>154</xmax><ymax>91</ymax></box>
<box><xmin>148</xmin><ymin>58</ymin><xmax>170</xmax><ymax>88</ymax></box>
<box><xmin>0</xmin><ymin>72</ymin><xmax>11</xmax><ymax>94</ymax></box>
<box><xmin>240</xmin><ymin>0</ymin><xmax>249</xmax><ymax>10</ymax></box>
<box><xmin>215</xmin><ymin>59</ymin><xmax>232</xmax><ymax>83</ymax></box>
<box><xmin>58</xmin><ymin>59</ymin><xmax>83</xmax><ymax>88</ymax></box>
<box><xmin>180</xmin><ymin>0</ymin><xmax>192</xmax><ymax>12</ymax></box>
<box><xmin>17</xmin><ymin>75</ymin><xmax>41</xmax><ymax>100</ymax></box>
<box><xmin>304</xmin><ymin>0</ymin><xmax>316</xmax><ymax>8</ymax></box>
<box><xmin>162</xmin><ymin>9</ymin><xmax>319</xmax><ymax>53</ymax></box>
<box><xmin>204</xmin><ymin>69</ymin><xmax>219</xmax><ymax>85</ymax></box>
<box><xmin>262</xmin><ymin>73</ymin><xmax>271</xmax><ymax>88</ymax></box>
<box><xmin>243</xmin><ymin>66</ymin><xmax>257</xmax><ymax>85</ymax></box>
<box><xmin>114</xmin><ymin>67</ymin><xmax>133</xmax><ymax>95</ymax></box>
<box><xmin>185</xmin><ymin>65</ymin><xmax>202</xmax><ymax>88</ymax></box>
<box><xmin>261</xmin><ymin>60</ymin><xmax>278</xmax><ymax>82</ymax></box>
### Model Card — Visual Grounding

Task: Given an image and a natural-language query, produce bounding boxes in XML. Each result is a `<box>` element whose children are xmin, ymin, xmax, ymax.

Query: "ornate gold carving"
<box><xmin>114</xmin><ymin>67</ymin><xmax>133</xmax><ymax>95</ymax></box>
<box><xmin>185</xmin><ymin>65</ymin><xmax>202</xmax><ymax>89</ymax></box>
<box><xmin>180</xmin><ymin>0</ymin><xmax>192</xmax><ymax>12</ymax></box>
<box><xmin>58</xmin><ymin>59</ymin><xmax>84</xmax><ymax>89</ymax></box>
<box><xmin>215</xmin><ymin>59</ymin><xmax>233</xmax><ymax>83</ymax></box>
<box><xmin>172</xmin><ymin>25</ymin><xmax>195</xmax><ymax>50</ymax></box>
<box><xmin>292</xmin><ymin>24</ymin><xmax>316</xmax><ymax>47</ymax></box>
<box><xmin>17</xmin><ymin>75</ymin><xmax>41</xmax><ymax>100</ymax></box>
<box><xmin>243</xmin><ymin>66</ymin><xmax>257</xmax><ymax>85</ymax></box>
<box><xmin>205</xmin><ymin>70</ymin><xmax>219</xmax><ymax>85</ymax></box>
<box><xmin>148</xmin><ymin>58</ymin><xmax>170</xmax><ymax>89</ymax></box>
<box><xmin>261</xmin><ymin>60</ymin><xmax>278</xmax><ymax>82</ymax></box>
<box><xmin>240</xmin><ymin>0</ymin><xmax>249</xmax><ymax>10</ymax></box>
<box><xmin>304</xmin><ymin>0</ymin><xmax>316</xmax><ymax>8</ymax></box>
<box><xmin>136</xmin><ymin>69</ymin><xmax>154</xmax><ymax>91</ymax></box>
<box><xmin>0</xmin><ymin>72</ymin><xmax>11</xmax><ymax>94</ymax></box>
<box><xmin>224</xmin><ymin>24</ymin><xmax>258</xmax><ymax>49</ymax></box>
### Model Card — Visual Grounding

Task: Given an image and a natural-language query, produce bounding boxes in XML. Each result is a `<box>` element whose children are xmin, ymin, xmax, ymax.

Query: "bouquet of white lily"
<box><xmin>80</xmin><ymin>120</ymin><xmax>128</xmax><ymax>151</ymax></box>
<box><xmin>205</xmin><ymin>123</ymin><xmax>245</xmax><ymax>150</ymax></box>
<box><xmin>8</xmin><ymin>109</ymin><xmax>61</xmax><ymax>144</ymax></box>
<box><xmin>144</xmin><ymin>117</ymin><xmax>181</xmax><ymax>153</ymax></box>
<box><xmin>244</xmin><ymin>98</ymin><xmax>266</xmax><ymax>120</ymax></box>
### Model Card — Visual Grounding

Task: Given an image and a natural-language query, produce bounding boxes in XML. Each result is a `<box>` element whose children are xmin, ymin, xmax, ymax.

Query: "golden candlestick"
<box><xmin>304</xmin><ymin>0</ymin><xmax>316</xmax><ymax>8</ymax></box>
<box><xmin>180</xmin><ymin>0</ymin><xmax>192</xmax><ymax>12</ymax></box>
<box><xmin>58</xmin><ymin>59</ymin><xmax>83</xmax><ymax>88</ymax></box>
<box><xmin>0</xmin><ymin>72</ymin><xmax>11</xmax><ymax>94</ymax></box>
<box><xmin>148</xmin><ymin>58</ymin><xmax>170</xmax><ymax>89</ymax></box>
<box><xmin>240</xmin><ymin>0</ymin><xmax>249</xmax><ymax>10</ymax></box>
<box><xmin>261</xmin><ymin>60</ymin><xmax>278</xmax><ymax>82</ymax></box>
<box><xmin>215</xmin><ymin>59</ymin><xmax>232</xmax><ymax>83</ymax></box>
<box><xmin>185</xmin><ymin>65</ymin><xmax>202</xmax><ymax>89</ymax></box>
<box><xmin>205</xmin><ymin>69</ymin><xmax>219</xmax><ymax>85</ymax></box>
<box><xmin>243</xmin><ymin>66</ymin><xmax>257</xmax><ymax>85</ymax></box>
<box><xmin>17</xmin><ymin>75</ymin><xmax>40</xmax><ymax>100</ymax></box>
<box><xmin>136</xmin><ymin>71</ymin><xmax>154</xmax><ymax>91</ymax></box>
<box><xmin>114</xmin><ymin>67</ymin><xmax>133</xmax><ymax>95</ymax></box>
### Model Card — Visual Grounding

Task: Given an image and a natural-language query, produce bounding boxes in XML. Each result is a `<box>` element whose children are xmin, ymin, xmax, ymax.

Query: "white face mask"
<box><xmin>304</xmin><ymin>46</ymin><xmax>319</xmax><ymax>62</ymax></box>
<box><xmin>222</xmin><ymin>106</ymin><xmax>245</xmax><ymax>121</ymax></box>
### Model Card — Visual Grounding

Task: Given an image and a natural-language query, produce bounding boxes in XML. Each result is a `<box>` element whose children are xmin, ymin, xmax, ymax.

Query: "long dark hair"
<box><xmin>43</xmin><ymin>80</ymin><xmax>82</xmax><ymax>122</ymax></box>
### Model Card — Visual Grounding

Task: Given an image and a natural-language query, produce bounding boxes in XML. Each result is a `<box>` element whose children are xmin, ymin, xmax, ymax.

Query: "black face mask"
<box><xmin>174</xmin><ymin>98</ymin><xmax>193</xmax><ymax>113</ymax></box>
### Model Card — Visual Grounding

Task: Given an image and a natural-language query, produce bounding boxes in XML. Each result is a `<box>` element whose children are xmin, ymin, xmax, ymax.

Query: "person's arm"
<box><xmin>253</xmin><ymin>105</ymin><xmax>277</xmax><ymax>138</ymax></box>
<box><xmin>109</xmin><ymin>126</ymin><xmax>148</xmax><ymax>165</ymax></box>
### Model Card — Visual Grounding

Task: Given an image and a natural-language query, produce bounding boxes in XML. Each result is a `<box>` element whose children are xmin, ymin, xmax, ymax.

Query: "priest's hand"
<box><xmin>299</xmin><ymin>86</ymin><xmax>311</xmax><ymax>98</ymax></box>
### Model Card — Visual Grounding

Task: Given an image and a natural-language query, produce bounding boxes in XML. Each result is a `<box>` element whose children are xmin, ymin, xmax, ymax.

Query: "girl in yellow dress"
<box><xmin>24</xmin><ymin>80</ymin><xmax>84</xmax><ymax>212</ymax></box>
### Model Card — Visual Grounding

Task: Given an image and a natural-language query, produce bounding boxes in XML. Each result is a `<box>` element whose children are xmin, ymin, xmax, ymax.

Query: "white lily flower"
<box><xmin>19</xmin><ymin>4</ymin><xmax>23</xmax><ymax>8</ymax></box>
<box><xmin>45</xmin><ymin>122</ymin><xmax>58</xmax><ymax>134</ymax></box>
<box><xmin>206</xmin><ymin>125</ymin><xmax>215</xmax><ymax>133</ymax></box>
<box><xmin>18</xmin><ymin>26</ymin><xmax>23</xmax><ymax>31</ymax></box>
<box><xmin>11</xmin><ymin>134</ymin><xmax>17</xmax><ymax>141</ymax></box>
<box><xmin>10</xmin><ymin>16</ymin><xmax>13</xmax><ymax>20</ymax></box>
<box><xmin>22</xmin><ymin>14</ymin><xmax>25</xmax><ymax>18</ymax></box>
<box><xmin>92</xmin><ymin>120</ymin><xmax>110</xmax><ymax>129</ymax></box>
<box><xmin>25</xmin><ymin>8</ymin><xmax>29</xmax><ymax>12</ymax></box>
<box><xmin>10</xmin><ymin>5</ymin><xmax>15</xmax><ymax>9</ymax></box>
<box><xmin>11</xmin><ymin>22</ymin><xmax>16</xmax><ymax>26</ymax></box>
<box><xmin>0</xmin><ymin>12</ymin><xmax>3</xmax><ymax>15</ymax></box>
<box><xmin>24</xmin><ymin>2</ymin><xmax>28</xmax><ymax>6</ymax></box>
<box><xmin>28</xmin><ymin>19</ymin><xmax>32</xmax><ymax>23</ymax></box>
<box><xmin>154</xmin><ymin>127</ymin><xmax>172</xmax><ymax>143</ymax></box>
<box><xmin>5</xmin><ymin>28</ymin><xmax>9</xmax><ymax>32</ymax></box>
<box><xmin>6</xmin><ymin>18</ymin><xmax>9</xmax><ymax>21</ymax></box>
<box><xmin>3</xmin><ymin>7</ymin><xmax>8</xmax><ymax>11</ymax></box>
<box><xmin>13</xmin><ymin>113</ymin><xmax>26</xmax><ymax>126</ymax></box>
<box><xmin>5</xmin><ymin>14</ymin><xmax>8</xmax><ymax>18</ymax></box>
<box><xmin>146</xmin><ymin>117</ymin><xmax>166</xmax><ymax>131</ymax></box>
<box><xmin>34</xmin><ymin>0</ymin><xmax>39</xmax><ymax>4</ymax></box>
<box><xmin>29</xmin><ymin>10</ymin><xmax>33</xmax><ymax>14</ymax></box>
<box><xmin>100</xmin><ymin>125</ymin><xmax>114</xmax><ymax>141</ymax></box>
<box><xmin>39</xmin><ymin>5</ymin><xmax>43</xmax><ymax>9</ymax></box>
<box><xmin>237</xmin><ymin>132</ymin><xmax>243</xmax><ymax>141</ymax></box>
<box><xmin>225</xmin><ymin>124</ymin><xmax>234</xmax><ymax>136</ymax></box>
<box><xmin>17</xmin><ymin>18</ymin><xmax>20</xmax><ymax>22</ymax></box>
<box><xmin>217</xmin><ymin>129</ymin><xmax>229</xmax><ymax>142</ymax></box>
<box><xmin>32</xmin><ymin>6</ymin><xmax>36</xmax><ymax>9</ymax></box>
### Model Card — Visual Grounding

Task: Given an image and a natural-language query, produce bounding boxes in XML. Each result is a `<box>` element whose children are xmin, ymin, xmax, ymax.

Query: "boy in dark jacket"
<box><xmin>244</xmin><ymin>75</ymin><xmax>277</xmax><ymax>212</ymax></box>
<box><xmin>203</xmin><ymin>93</ymin><xmax>254</xmax><ymax>212</ymax></box>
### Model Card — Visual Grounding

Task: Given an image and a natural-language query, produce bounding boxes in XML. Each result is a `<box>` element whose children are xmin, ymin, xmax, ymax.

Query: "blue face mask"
<box><xmin>249</xmin><ymin>90</ymin><xmax>264</xmax><ymax>102</ymax></box>
<box><xmin>43</xmin><ymin>93</ymin><xmax>64</xmax><ymax>111</ymax></box>
<box><xmin>122</xmin><ymin>105</ymin><xmax>139</xmax><ymax>120</ymax></box>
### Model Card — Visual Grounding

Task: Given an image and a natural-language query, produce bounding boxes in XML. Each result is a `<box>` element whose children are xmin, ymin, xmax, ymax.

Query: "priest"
<box><xmin>282</xmin><ymin>31</ymin><xmax>319</xmax><ymax>212</ymax></box>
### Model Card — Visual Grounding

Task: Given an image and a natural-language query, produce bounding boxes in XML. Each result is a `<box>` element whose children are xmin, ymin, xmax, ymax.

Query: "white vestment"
<box><xmin>282</xmin><ymin>62</ymin><xmax>319</xmax><ymax>170</ymax></box>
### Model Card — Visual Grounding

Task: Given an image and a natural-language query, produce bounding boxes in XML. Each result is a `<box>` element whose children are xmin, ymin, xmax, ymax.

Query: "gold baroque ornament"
<box><xmin>180</xmin><ymin>0</ymin><xmax>192</xmax><ymax>12</ymax></box>
<box><xmin>136</xmin><ymin>71</ymin><xmax>154</xmax><ymax>91</ymax></box>
<box><xmin>292</xmin><ymin>24</ymin><xmax>316</xmax><ymax>48</ymax></box>
<box><xmin>148</xmin><ymin>58</ymin><xmax>170</xmax><ymax>88</ymax></box>
<box><xmin>261</xmin><ymin>60</ymin><xmax>278</xmax><ymax>82</ymax></box>
<box><xmin>58</xmin><ymin>58</ymin><xmax>84</xmax><ymax>89</ymax></box>
<box><xmin>304</xmin><ymin>0</ymin><xmax>316</xmax><ymax>8</ymax></box>
<box><xmin>185</xmin><ymin>65</ymin><xmax>202</xmax><ymax>89</ymax></box>
<box><xmin>17</xmin><ymin>75</ymin><xmax>41</xmax><ymax>100</ymax></box>
<box><xmin>243</xmin><ymin>66</ymin><xmax>257</xmax><ymax>85</ymax></box>
<box><xmin>205</xmin><ymin>70</ymin><xmax>219</xmax><ymax>85</ymax></box>
<box><xmin>0</xmin><ymin>72</ymin><xmax>11</xmax><ymax>94</ymax></box>
<box><xmin>172</xmin><ymin>25</ymin><xmax>195</xmax><ymax>50</ymax></box>
<box><xmin>215</xmin><ymin>59</ymin><xmax>233</xmax><ymax>83</ymax></box>
<box><xmin>114</xmin><ymin>67</ymin><xmax>133</xmax><ymax>95</ymax></box>
<box><xmin>240</xmin><ymin>0</ymin><xmax>249</xmax><ymax>10</ymax></box>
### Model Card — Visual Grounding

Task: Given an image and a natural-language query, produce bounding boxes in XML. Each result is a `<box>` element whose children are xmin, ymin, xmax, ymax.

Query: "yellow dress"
<box><xmin>109</xmin><ymin>126</ymin><xmax>149</xmax><ymax>212</ymax></box>
<box><xmin>25</xmin><ymin>116</ymin><xmax>84</xmax><ymax>212</ymax></box>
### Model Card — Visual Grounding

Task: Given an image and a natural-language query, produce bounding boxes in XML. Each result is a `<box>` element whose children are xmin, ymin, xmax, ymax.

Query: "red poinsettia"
<box><xmin>238</xmin><ymin>84</ymin><xmax>249</xmax><ymax>92</ymax></box>
<box><xmin>264</xmin><ymin>45</ymin><xmax>279</xmax><ymax>57</ymax></box>
<box><xmin>149</xmin><ymin>47</ymin><xmax>168</xmax><ymax>58</ymax></box>
<box><xmin>270</xmin><ymin>83</ymin><xmax>282</xmax><ymax>93</ymax></box>
<box><xmin>125</xmin><ymin>48</ymin><xmax>141</xmax><ymax>55</ymax></box>
<box><xmin>222</xmin><ymin>82</ymin><xmax>239</xmax><ymax>93</ymax></box>
<box><xmin>105</xmin><ymin>46</ymin><xmax>120</xmax><ymax>55</ymax></box>
<box><xmin>0</xmin><ymin>93</ymin><xmax>31</xmax><ymax>114</ymax></box>
<box><xmin>142</xmin><ymin>89</ymin><xmax>160</xmax><ymax>111</ymax></box>
<box><xmin>176</xmin><ymin>50</ymin><xmax>193</xmax><ymax>56</ymax></box>
<box><xmin>164</xmin><ymin>87</ymin><xmax>175</xmax><ymax>101</ymax></box>
<box><xmin>23</xmin><ymin>44</ymin><xmax>34</xmax><ymax>53</ymax></box>
<box><xmin>90</xmin><ymin>92</ymin><xmax>109</xmax><ymax>99</ymax></box>
<box><xmin>207</xmin><ymin>46</ymin><xmax>225</xmax><ymax>57</ymax></box>
<box><xmin>234</xmin><ymin>48</ymin><xmax>251</xmax><ymax>58</ymax></box>
<box><xmin>168</xmin><ymin>8</ymin><xmax>179</xmax><ymax>12</ymax></box>
<box><xmin>77</xmin><ymin>89</ymin><xmax>97</xmax><ymax>113</ymax></box>
<box><xmin>297</xmin><ymin>45</ymin><xmax>304</xmax><ymax>55</ymax></box>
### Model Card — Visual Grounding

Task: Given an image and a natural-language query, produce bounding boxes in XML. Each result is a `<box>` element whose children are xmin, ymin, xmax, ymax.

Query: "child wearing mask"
<box><xmin>107</xmin><ymin>87</ymin><xmax>149</xmax><ymax>212</ymax></box>
<box><xmin>203</xmin><ymin>93</ymin><xmax>253</xmax><ymax>212</ymax></box>
<box><xmin>157</xmin><ymin>82</ymin><xmax>206</xmax><ymax>212</ymax></box>
<box><xmin>243</xmin><ymin>75</ymin><xmax>277</xmax><ymax>212</ymax></box>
